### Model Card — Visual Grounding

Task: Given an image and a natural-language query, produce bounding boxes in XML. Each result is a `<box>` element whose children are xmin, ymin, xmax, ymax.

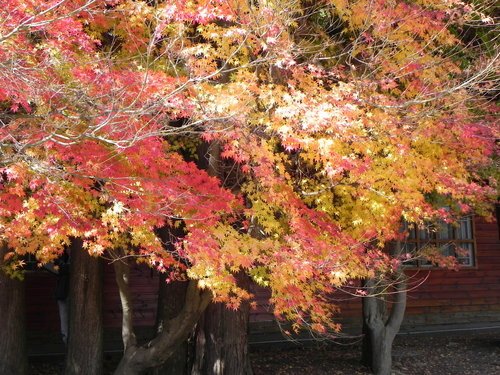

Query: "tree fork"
<box><xmin>362</xmin><ymin>270</ymin><xmax>407</xmax><ymax>375</ymax></box>
<box><xmin>152</xmin><ymin>279</ymin><xmax>190</xmax><ymax>375</ymax></box>
<box><xmin>113</xmin><ymin>278</ymin><xmax>211</xmax><ymax>375</ymax></box>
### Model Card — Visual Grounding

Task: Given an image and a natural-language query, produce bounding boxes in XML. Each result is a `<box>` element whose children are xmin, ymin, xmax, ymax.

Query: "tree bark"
<box><xmin>191</xmin><ymin>272</ymin><xmax>253</xmax><ymax>375</ymax></box>
<box><xmin>361</xmin><ymin>315</ymin><xmax>372</xmax><ymax>368</ymax></box>
<box><xmin>362</xmin><ymin>270</ymin><xmax>407</xmax><ymax>375</ymax></box>
<box><xmin>152</xmin><ymin>279</ymin><xmax>190</xmax><ymax>375</ymax></box>
<box><xmin>189</xmin><ymin>140</ymin><xmax>253</xmax><ymax>375</ymax></box>
<box><xmin>0</xmin><ymin>244</ymin><xmax>27</xmax><ymax>375</ymax></box>
<box><xmin>113</xmin><ymin>278</ymin><xmax>211</xmax><ymax>375</ymax></box>
<box><xmin>113</xmin><ymin>253</ymin><xmax>137</xmax><ymax>352</ymax></box>
<box><xmin>65</xmin><ymin>238</ymin><xmax>104</xmax><ymax>375</ymax></box>
<box><xmin>370</xmin><ymin>327</ymin><xmax>393</xmax><ymax>375</ymax></box>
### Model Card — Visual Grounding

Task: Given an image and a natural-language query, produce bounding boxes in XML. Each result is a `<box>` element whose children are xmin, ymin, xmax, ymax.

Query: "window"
<box><xmin>402</xmin><ymin>215</ymin><xmax>475</xmax><ymax>267</ymax></box>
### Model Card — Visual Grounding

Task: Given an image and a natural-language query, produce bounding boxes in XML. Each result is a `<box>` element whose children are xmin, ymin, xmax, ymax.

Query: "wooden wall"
<box><xmin>25</xmin><ymin>262</ymin><xmax>159</xmax><ymax>332</ymax></box>
<box><xmin>25</xmin><ymin>272</ymin><xmax>59</xmax><ymax>332</ymax></box>
<box><xmin>102</xmin><ymin>263</ymin><xmax>159</xmax><ymax>328</ymax></box>
<box><xmin>402</xmin><ymin>217</ymin><xmax>500</xmax><ymax>326</ymax></box>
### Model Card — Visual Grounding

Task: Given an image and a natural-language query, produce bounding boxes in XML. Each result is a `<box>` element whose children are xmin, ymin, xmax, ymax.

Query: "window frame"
<box><xmin>401</xmin><ymin>215</ymin><xmax>477</xmax><ymax>269</ymax></box>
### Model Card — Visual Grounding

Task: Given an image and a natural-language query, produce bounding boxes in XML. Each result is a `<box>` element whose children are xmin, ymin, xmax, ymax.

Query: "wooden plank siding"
<box><xmin>401</xmin><ymin>216</ymin><xmax>500</xmax><ymax>326</ymax></box>
<box><xmin>25</xmin><ymin>262</ymin><xmax>159</xmax><ymax>332</ymax></box>
<box><xmin>25</xmin><ymin>272</ymin><xmax>59</xmax><ymax>332</ymax></box>
<box><xmin>102</xmin><ymin>263</ymin><xmax>159</xmax><ymax>328</ymax></box>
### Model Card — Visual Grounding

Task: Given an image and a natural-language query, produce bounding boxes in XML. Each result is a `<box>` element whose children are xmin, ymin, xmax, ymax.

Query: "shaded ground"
<box><xmin>29</xmin><ymin>331</ymin><xmax>500</xmax><ymax>374</ymax></box>
<box><xmin>250</xmin><ymin>331</ymin><xmax>500</xmax><ymax>375</ymax></box>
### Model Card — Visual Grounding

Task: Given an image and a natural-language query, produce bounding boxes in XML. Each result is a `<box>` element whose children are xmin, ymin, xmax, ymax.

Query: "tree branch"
<box><xmin>386</xmin><ymin>269</ymin><xmax>407</xmax><ymax>336</ymax></box>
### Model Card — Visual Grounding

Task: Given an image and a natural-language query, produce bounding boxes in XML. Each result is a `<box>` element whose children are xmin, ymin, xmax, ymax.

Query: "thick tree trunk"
<box><xmin>361</xmin><ymin>317</ymin><xmax>372</xmax><ymax>368</ymax></box>
<box><xmin>362</xmin><ymin>270</ymin><xmax>407</xmax><ymax>375</ymax></box>
<box><xmin>370</xmin><ymin>328</ymin><xmax>393</xmax><ymax>375</ymax></box>
<box><xmin>152</xmin><ymin>279</ymin><xmax>190</xmax><ymax>375</ymax></box>
<box><xmin>0</xmin><ymin>244</ymin><xmax>27</xmax><ymax>375</ymax></box>
<box><xmin>65</xmin><ymin>238</ymin><xmax>104</xmax><ymax>375</ymax></box>
<box><xmin>151</xmin><ymin>226</ymin><xmax>192</xmax><ymax>375</ymax></box>
<box><xmin>191</xmin><ymin>302</ymin><xmax>252</xmax><ymax>375</ymax></box>
<box><xmin>191</xmin><ymin>273</ymin><xmax>253</xmax><ymax>375</ymax></box>
<box><xmin>189</xmin><ymin>142</ymin><xmax>253</xmax><ymax>375</ymax></box>
<box><xmin>113</xmin><ymin>277</ymin><xmax>211</xmax><ymax>375</ymax></box>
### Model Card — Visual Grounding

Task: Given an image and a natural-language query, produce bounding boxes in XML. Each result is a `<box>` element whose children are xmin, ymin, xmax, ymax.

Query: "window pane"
<box><xmin>436</xmin><ymin>222</ymin><xmax>452</xmax><ymax>240</ymax></box>
<box><xmin>402</xmin><ymin>242</ymin><xmax>417</xmax><ymax>265</ymax></box>
<box><xmin>402</xmin><ymin>242</ymin><xmax>417</xmax><ymax>254</ymax></box>
<box><xmin>456</xmin><ymin>242</ymin><xmax>473</xmax><ymax>266</ymax></box>
<box><xmin>439</xmin><ymin>243</ymin><xmax>454</xmax><ymax>257</ymax></box>
<box><xmin>456</xmin><ymin>217</ymin><xmax>473</xmax><ymax>240</ymax></box>
<box><xmin>408</xmin><ymin>225</ymin><xmax>416</xmax><ymax>240</ymax></box>
<box><xmin>418</xmin><ymin>226</ymin><xmax>429</xmax><ymax>240</ymax></box>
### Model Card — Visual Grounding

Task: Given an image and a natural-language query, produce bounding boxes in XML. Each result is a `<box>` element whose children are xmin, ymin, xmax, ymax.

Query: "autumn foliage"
<box><xmin>0</xmin><ymin>0</ymin><xmax>498</xmax><ymax>336</ymax></box>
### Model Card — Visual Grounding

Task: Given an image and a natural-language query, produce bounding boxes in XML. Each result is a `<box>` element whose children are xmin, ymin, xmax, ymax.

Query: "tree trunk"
<box><xmin>152</xmin><ymin>279</ymin><xmax>190</xmax><ymax>375</ymax></box>
<box><xmin>191</xmin><ymin>273</ymin><xmax>253</xmax><ymax>375</ymax></box>
<box><xmin>151</xmin><ymin>226</ymin><xmax>192</xmax><ymax>375</ymax></box>
<box><xmin>362</xmin><ymin>269</ymin><xmax>407</xmax><ymax>375</ymax></box>
<box><xmin>361</xmin><ymin>316</ymin><xmax>372</xmax><ymax>368</ymax></box>
<box><xmin>65</xmin><ymin>238</ymin><xmax>104</xmax><ymax>375</ymax></box>
<box><xmin>370</xmin><ymin>328</ymin><xmax>393</xmax><ymax>375</ymax></box>
<box><xmin>189</xmin><ymin>141</ymin><xmax>253</xmax><ymax>375</ymax></box>
<box><xmin>113</xmin><ymin>277</ymin><xmax>211</xmax><ymax>375</ymax></box>
<box><xmin>0</xmin><ymin>244</ymin><xmax>28</xmax><ymax>375</ymax></box>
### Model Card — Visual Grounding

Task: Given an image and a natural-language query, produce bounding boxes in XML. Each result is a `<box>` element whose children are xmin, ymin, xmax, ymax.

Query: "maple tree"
<box><xmin>0</xmin><ymin>1</ymin><xmax>498</xmax><ymax>374</ymax></box>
